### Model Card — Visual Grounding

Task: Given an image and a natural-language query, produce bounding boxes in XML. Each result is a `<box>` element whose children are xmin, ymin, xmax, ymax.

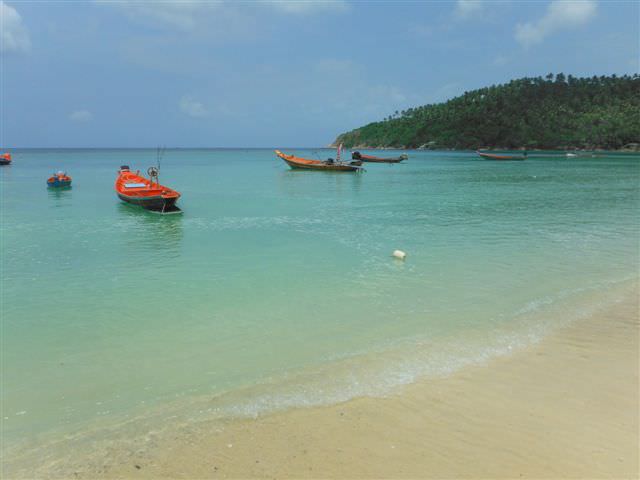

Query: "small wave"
<box><xmin>3</xmin><ymin>277</ymin><xmax>635</xmax><ymax>478</ymax></box>
<box><xmin>183</xmin><ymin>216</ymin><xmax>324</xmax><ymax>232</ymax></box>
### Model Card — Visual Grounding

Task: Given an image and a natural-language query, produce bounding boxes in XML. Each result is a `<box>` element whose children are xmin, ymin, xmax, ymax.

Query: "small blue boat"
<box><xmin>47</xmin><ymin>171</ymin><xmax>72</xmax><ymax>188</ymax></box>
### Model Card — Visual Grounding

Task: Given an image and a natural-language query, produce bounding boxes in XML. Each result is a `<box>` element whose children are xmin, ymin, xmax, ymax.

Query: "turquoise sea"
<box><xmin>1</xmin><ymin>149</ymin><xmax>639</xmax><ymax>468</ymax></box>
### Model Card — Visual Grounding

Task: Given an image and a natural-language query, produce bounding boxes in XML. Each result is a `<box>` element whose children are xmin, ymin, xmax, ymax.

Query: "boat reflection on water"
<box><xmin>47</xmin><ymin>184</ymin><xmax>73</xmax><ymax>209</ymax></box>
<box><xmin>117</xmin><ymin>202</ymin><xmax>184</xmax><ymax>256</ymax></box>
<box><xmin>47</xmin><ymin>186</ymin><xmax>72</xmax><ymax>196</ymax></box>
<box><xmin>278</xmin><ymin>164</ymin><xmax>363</xmax><ymax>197</ymax></box>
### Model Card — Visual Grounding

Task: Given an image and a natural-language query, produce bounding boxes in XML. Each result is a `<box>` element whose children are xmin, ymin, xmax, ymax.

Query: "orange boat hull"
<box><xmin>115</xmin><ymin>167</ymin><xmax>181</xmax><ymax>212</ymax></box>
<box><xmin>275</xmin><ymin>150</ymin><xmax>360</xmax><ymax>172</ymax></box>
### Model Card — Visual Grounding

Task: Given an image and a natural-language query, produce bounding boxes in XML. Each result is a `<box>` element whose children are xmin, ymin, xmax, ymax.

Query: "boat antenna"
<box><xmin>155</xmin><ymin>146</ymin><xmax>166</xmax><ymax>185</ymax></box>
<box><xmin>156</xmin><ymin>146</ymin><xmax>166</xmax><ymax>172</ymax></box>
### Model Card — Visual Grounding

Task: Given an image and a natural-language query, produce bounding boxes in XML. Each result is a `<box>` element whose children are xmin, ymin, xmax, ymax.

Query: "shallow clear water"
<box><xmin>1</xmin><ymin>149</ymin><xmax>639</xmax><ymax>453</ymax></box>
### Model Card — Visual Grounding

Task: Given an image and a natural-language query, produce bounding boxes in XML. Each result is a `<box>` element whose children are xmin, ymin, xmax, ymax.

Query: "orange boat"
<box><xmin>352</xmin><ymin>151</ymin><xmax>408</xmax><ymax>163</ymax></box>
<box><xmin>476</xmin><ymin>151</ymin><xmax>526</xmax><ymax>161</ymax></box>
<box><xmin>0</xmin><ymin>153</ymin><xmax>12</xmax><ymax>165</ymax></box>
<box><xmin>275</xmin><ymin>150</ymin><xmax>362</xmax><ymax>172</ymax></box>
<box><xmin>115</xmin><ymin>165</ymin><xmax>181</xmax><ymax>213</ymax></box>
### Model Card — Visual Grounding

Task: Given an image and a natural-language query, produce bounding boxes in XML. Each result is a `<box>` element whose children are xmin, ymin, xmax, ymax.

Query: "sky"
<box><xmin>1</xmin><ymin>0</ymin><xmax>638</xmax><ymax>148</ymax></box>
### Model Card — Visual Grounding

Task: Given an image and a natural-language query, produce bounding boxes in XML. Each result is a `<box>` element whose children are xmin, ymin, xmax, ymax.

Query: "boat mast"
<box><xmin>154</xmin><ymin>146</ymin><xmax>166</xmax><ymax>187</ymax></box>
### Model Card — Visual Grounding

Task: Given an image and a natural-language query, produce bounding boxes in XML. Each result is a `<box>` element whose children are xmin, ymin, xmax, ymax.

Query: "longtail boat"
<box><xmin>115</xmin><ymin>165</ymin><xmax>181</xmax><ymax>213</ymax></box>
<box><xmin>0</xmin><ymin>153</ymin><xmax>12</xmax><ymax>165</ymax></box>
<box><xmin>47</xmin><ymin>171</ymin><xmax>72</xmax><ymax>188</ymax></box>
<box><xmin>275</xmin><ymin>150</ymin><xmax>362</xmax><ymax>172</ymax></box>
<box><xmin>352</xmin><ymin>151</ymin><xmax>408</xmax><ymax>163</ymax></box>
<box><xmin>476</xmin><ymin>151</ymin><xmax>527</xmax><ymax>161</ymax></box>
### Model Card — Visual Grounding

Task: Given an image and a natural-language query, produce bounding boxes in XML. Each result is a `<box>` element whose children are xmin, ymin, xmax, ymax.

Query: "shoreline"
<box><xmin>135</xmin><ymin>284</ymin><xmax>640</xmax><ymax>479</ymax></box>
<box><xmin>4</xmin><ymin>147</ymin><xmax>639</xmax><ymax>153</ymax></box>
<box><xmin>10</xmin><ymin>281</ymin><xmax>637</xmax><ymax>479</ymax></box>
<box><xmin>328</xmin><ymin>145</ymin><xmax>640</xmax><ymax>153</ymax></box>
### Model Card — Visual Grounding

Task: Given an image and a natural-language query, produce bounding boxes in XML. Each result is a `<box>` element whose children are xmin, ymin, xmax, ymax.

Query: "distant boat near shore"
<box><xmin>476</xmin><ymin>151</ymin><xmax>527</xmax><ymax>161</ymax></box>
<box><xmin>276</xmin><ymin>150</ymin><xmax>363</xmax><ymax>172</ymax></box>
<box><xmin>352</xmin><ymin>151</ymin><xmax>408</xmax><ymax>163</ymax></box>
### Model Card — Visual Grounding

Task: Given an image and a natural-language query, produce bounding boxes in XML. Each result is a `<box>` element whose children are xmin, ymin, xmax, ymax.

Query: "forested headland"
<box><xmin>333</xmin><ymin>74</ymin><xmax>640</xmax><ymax>151</ymax></box>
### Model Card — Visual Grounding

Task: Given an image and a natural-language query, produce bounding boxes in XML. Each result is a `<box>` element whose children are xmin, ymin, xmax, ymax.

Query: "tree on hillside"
<box><xmin>335</xmin><ymin>74</ymin><xmax>640</xmax><ymax>150</ymax></box>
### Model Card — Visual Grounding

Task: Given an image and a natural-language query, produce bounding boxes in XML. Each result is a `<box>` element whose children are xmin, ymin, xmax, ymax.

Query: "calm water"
<box><xmin>1</xmin><ymin>149</ymin><xmax>639</xmax><ymax>457</ymax></box>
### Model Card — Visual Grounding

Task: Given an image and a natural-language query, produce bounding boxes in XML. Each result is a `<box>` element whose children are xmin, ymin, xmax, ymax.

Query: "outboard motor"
<box><xmin>352</xmin><ymin>151</ymin><xmax>362</xmax><ymax>160</ymax></box>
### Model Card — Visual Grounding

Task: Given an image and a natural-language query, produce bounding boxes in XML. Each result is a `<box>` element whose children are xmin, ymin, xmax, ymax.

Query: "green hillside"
<box><xmin>334</xmin><ymin>74</ymin><xmax>640</xmax><ymax>150</ymax></box>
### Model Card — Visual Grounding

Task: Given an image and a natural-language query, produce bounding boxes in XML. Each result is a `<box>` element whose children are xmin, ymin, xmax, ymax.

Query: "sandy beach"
<box><xmin>4</xmin><ymin>3</ymin><xmax>640</xmax><ymax>479</ymax></box>
<box><xmin>10</xmin><ymin>281</ymin><xmax>633</xmax><ymax>479</ymax></box>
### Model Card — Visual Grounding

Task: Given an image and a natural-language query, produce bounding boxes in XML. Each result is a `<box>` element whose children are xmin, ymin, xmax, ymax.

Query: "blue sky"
<box><xmin>1</xmin><ymin>0</ymin><xmax>638</xmax><ymax>147</ymax></box>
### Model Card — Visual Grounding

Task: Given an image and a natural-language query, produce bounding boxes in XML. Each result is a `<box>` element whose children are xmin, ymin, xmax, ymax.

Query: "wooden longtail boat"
<box><xmin>275</xmin><ymin>150</ymin><xmax>362</xmax><ymax>172</ymax></box>
<box><xmin>476</xmin><ymin>151</ymin><xmax>526</xmax><ymax>161</ymax></box>
<box><xmin>0</xmin><ymin>153</ymin><xmax>12</xmax><ymax>165</ymax></box>
<box><xmin>47</xmin><ymin>171</ymin><xmax>72</xmax><ymax>188</ymax></box>
<box><xmin>115</xmin><ymin>165</ymin><xmax>181</xmax><ymax>213</ymax></box>
<box><xmin>352</xmin><ymin>151</ymin><xmax>408</xmax><ymax>163</ymax></box>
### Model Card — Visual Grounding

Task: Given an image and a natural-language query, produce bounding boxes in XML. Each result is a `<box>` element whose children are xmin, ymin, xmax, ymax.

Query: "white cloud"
<box><xmin>454</xmin><ymin>0</ymin><xmax>483</xmax><ymax>19</ymax></box>
<box><xmin>515</xmin><ymin>0</ymin><xmax>597</xmax><ymax>48</ymax></box>
<box><xmin>99</xmin><ymin>1</ymin><xmax>222</xmax><ymax>31</ymax></box>
<box><xmin>408</xmin><ymin>23</ymin><xmax>435</xmax><ymax>38</ymax></box>
<box><xmin>368</xmin><ymin>85</ymin><xmax>406</xmax><ymax>105</ymax></box>
<box><xmin>179</xmin><ymin>96</ymin><xmax>208</xmax><ymax>117</ymax></box>
<box><xmin>270</xmin><ymin>58</ymin><xmax>415</xmax><ymax>126</ymax></box>
<box><xmin>69</xmin><ymin>110</ymin><xmax>93</xmax><ymax>122</ymax></box>
<box><xmin>425</xmin><ymin>82</ymin><xmax>463</xmax><ymax>104</ymax></box>
<box><xmin>100</xmin><ymin>0</ymin><xmax>347</xmax><ymax>31</ymax></box>
<box><xmin>0</xmin><ymin>1</ymin><xmax>30</xmax><ymax>54</ymax></box>
<box><xmin>313</xmin><ymin>58</ymin><xmax>359</xmax><ymax>75</ymax></box>
<box><xmin>266</xmin><ymin>0</ymin><xmax>349</xmax><ymax>14</ymax></box>
<box><xmin>310</xmin><ymin>59</ymin><xmax>407</xmax><ymax>109</ymax></box>
<box><xmin>492</xmin><ymin>55</ymin><xmax>508</xmax><ymax>66</ymax></box>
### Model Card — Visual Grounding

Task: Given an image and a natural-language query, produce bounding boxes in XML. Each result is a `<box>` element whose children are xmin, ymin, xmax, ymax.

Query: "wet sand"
<box><xmin>100</xmin><ymin>286</ymin><xmax>639</xmax><ymax>479</ymax></box>
<box><xmin>6</xmin><ymin>286</ymin><xmax>639</xmax><ymax>479</ymax></box>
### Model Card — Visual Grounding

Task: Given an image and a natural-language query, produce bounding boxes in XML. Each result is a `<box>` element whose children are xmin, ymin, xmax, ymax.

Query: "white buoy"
<box><xmin>392</xmin><ymin>250</ymin><xmax>407</xmax><ymax>260</ymax></box>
